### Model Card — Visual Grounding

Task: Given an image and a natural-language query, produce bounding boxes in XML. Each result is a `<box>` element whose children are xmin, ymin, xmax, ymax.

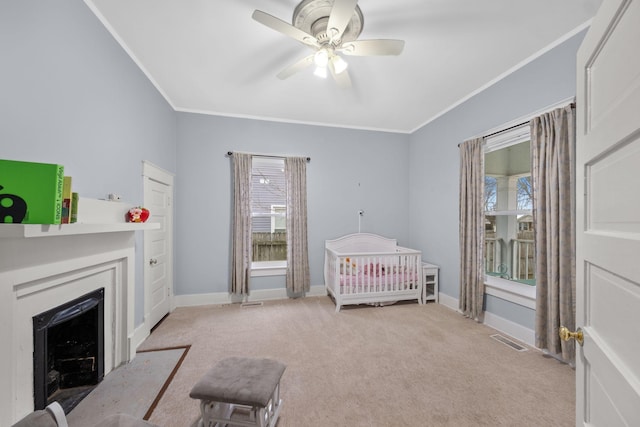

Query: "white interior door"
<box><xmin>575</xmin><ymin>0</ymin><xmax>640</xmax><ymax>425</ymax></box>
<box><xmin>143</xmin><ymin>161</ymin><xmax>174</xmax><ymax>330</ymax></box>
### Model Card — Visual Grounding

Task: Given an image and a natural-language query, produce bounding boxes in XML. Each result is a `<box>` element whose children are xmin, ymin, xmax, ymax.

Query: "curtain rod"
<box><xmin>458</xmin><ymin>102</ymin><xmax>575</xmax><ymax>147</ymax></box>
<box><xmin>483</xmin><ymin>102</ymin><xmax>575</xmax><ymax>140</ymax></box>
<box><xmin>483</xmin><ymin>121</ymin><xmax>529</xmax><ymax>140</ymax></box>
<box><xmin>458</xmin><ymin>122</ymin><xmax>528</xmax><ymax>147</ymax></box>
<box><xmin>227</xmin><ymin>151</ymin><xmax>310</xmax><ymax>162</ymax></box>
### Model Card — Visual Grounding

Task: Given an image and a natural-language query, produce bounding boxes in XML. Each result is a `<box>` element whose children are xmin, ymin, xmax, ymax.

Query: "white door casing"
<box><xmin>575</xmin><ymin>0</ymin><xmax>640</xmax><ymax>425</ymax></box>
<box><xmin>143</xmin><ymin>161</ymin><xmax>174</xmax><ymax>330</ymax></box>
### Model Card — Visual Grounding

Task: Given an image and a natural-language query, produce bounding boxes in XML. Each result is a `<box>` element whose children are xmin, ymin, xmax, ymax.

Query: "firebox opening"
<box><xmin>33</xmin><ymin>288</ymin><xmax>105</xmax><ymax>414</ymax></box>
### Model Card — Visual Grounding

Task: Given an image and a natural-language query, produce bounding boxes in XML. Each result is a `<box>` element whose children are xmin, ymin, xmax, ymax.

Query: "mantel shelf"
<box><xmin>0</xmin><ymin>222</ymin><xmax>159</xmax><ymax>239</ymax></box>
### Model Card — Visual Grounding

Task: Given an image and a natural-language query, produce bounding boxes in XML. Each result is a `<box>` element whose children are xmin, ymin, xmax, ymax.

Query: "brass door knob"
<box><xmin>559</xmin><ymin>326</ymin><xmax>584</xmax><ymax>346</ymax></box>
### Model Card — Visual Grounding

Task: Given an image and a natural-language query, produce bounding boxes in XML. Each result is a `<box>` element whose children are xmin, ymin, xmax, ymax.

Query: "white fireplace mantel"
<box><xmin>0</xmin><ymin>220</ymin><xmax>158</xmax><ymax>425</ymax></box>
<box><xmin>0</xmin><ymin>222</ymin><xmax>158</xmax><ymax>239</ymax></box>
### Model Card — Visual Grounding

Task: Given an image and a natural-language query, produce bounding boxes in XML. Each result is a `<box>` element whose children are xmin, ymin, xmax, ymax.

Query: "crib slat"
<box><xmin>366</xmin><ymin>256</ymin><xmax>371</xmax><ymax>293</ymax></box>
<box><xmin>348</xmin><ymin>256</ymin><xmax>353</xmax><ymax>294</ymax></box>
<box><xmin>382</xmin><ymin>256</ymin><xmax>388</xmax><ymax>292</ymax></box>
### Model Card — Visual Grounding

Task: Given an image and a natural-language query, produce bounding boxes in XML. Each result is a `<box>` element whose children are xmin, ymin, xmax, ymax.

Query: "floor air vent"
<box><xmin>241</xmin><ymin>301</ymin><xmax>264</xmax><ymax>308</ymax></box>
<box><xmin>490</xmin><ymin>334</ymin><xmax>527</xmax><ymax>352</ymax></box>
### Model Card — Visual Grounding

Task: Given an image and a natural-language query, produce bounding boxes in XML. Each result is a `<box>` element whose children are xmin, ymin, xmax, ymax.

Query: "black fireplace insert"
<box><xmin>32</xmin><ymin>288</ymin><xmax>105</xmax><ymax>413</ymax></box>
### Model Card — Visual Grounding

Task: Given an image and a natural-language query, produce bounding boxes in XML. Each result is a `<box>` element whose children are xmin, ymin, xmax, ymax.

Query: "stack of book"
<box><xmin>0</xmin><ymin>159</ymin><xmax>78</xmax><ymax>224</ymax></box>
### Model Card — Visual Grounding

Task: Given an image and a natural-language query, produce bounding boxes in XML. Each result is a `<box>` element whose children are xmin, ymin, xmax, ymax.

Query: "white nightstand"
<box><xmin>422</xmin><ymin>262</ymin><xmax>439</xmax><ymax>303</ymax></box>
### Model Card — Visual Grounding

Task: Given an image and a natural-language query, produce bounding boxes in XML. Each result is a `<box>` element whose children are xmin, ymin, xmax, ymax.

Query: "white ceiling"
<box><xmin>85</xmin><ymin>0</ymin><xmax>601</xmax><ymax>134</ymax></box>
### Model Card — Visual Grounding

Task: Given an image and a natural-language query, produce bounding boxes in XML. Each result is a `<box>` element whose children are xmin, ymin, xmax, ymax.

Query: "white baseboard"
<box><xmin>438</xmin><ymin>292</ymin><xmax>460</xmax><ymax>312</ymax></box>
<box><xmin>174</xmin><ymin>285</ymin><xmax>327</xmax><ymax>308</ymax></box>
<box><xmin>130</xmin><ymin>322</ymin><xmax>150</xmax><ymax>355</ymax></box>
<box><xmin>307</xmin><ymin>285</ymin><xmax>328</xmax><ymax>297</ymax></box>
<box><xmin>483</xmin><ymin>311</ymin><xmax>535</xmax><ymax>347</ymax></box>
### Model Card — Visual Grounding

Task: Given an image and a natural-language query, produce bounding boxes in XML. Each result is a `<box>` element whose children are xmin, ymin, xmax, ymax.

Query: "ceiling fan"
<box><xmin>252</xmin><ymin>0</ymin><xmax>405</xmax><ymax>88</ymax></box>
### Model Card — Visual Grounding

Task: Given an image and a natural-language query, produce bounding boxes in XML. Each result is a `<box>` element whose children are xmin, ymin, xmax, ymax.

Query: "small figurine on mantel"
<box><xmin>126</xmin><ymin>206</ymin><xmax>149</xmax><ymax>223</ymax></box>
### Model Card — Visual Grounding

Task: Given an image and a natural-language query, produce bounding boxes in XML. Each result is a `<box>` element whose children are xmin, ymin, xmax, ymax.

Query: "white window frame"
<box><xmin>250</xmin><ymin>157</ymin><xmax>287</xmax><ymax>276</ymax></box>
<box><xmin>483</xmin><ymin>124</ymin><xmax>535</xmax><ymax>308</ymax></box>
<box><xmin>470</xmin><ymin>97</ymin><xmax>573</xmax><ymax>308</ymax></box>
<box><xmin>270</xmin><ymin>204</ymin><xmax>286</xmax><ymax>232</ymax></box>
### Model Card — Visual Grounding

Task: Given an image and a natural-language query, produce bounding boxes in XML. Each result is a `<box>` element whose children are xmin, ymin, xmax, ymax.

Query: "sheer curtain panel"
<box><xmin>285</xmin><ymin>157</ymin><xmax>310</xmax><ymax>294</ymax></box>
<box><xmin>531</xmin><ymin>105</ymin><xmax>576</xmax><ymax>364</ymax></box>
<box><xmin>459</xmin><ymin>138</ymin><xmax>485</xmax><ymax>320</ymax></box>
<box><xmin>231</xmin><ymin>153</ymin><xmax>252</xmax><ymax>295</ymax></box>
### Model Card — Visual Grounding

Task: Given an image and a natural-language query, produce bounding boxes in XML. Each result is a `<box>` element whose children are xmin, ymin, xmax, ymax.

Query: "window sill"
<box><xmin>484</xmin><ymin>275</ymin><xmax>536</xmax><ymax>309</ymax></box>
<box><xmin>251</xmin><ymin>261</ymin><xmax>287</xmax><ymax>277</ymax></box>
<box><xmin>485</xmin><ymin>209</ymin><xmax>532</xmax><ymax>216</ymax></box>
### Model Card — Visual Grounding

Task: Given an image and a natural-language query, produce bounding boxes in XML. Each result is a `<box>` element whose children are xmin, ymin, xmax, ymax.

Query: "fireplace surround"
<box><xmin>0</xmin><ymin>221</ymin><xmax>156</xmax><ymax>425</ymax></box>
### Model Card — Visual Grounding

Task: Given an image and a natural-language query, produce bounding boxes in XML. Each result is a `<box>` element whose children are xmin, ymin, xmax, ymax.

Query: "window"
<box><xmin>251</xmin><ymin>157</ymin><xmax>286</xmax><ymax>263</ymax></box>
<box><xmin>484</xmin><ymin>127</ymin><xmax>535</xmax><ymax>287</ymax></box>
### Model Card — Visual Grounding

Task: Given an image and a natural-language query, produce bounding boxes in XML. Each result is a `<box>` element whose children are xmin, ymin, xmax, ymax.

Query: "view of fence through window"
<box><xmin>484</xmin><ymin>140</ymin><xmax>535</xmax><ymax>285</ymax></box>
<box><xmin>251</xmin><ymin>157</ymin><xmax>287</xmax><ymax>262</ymax></box>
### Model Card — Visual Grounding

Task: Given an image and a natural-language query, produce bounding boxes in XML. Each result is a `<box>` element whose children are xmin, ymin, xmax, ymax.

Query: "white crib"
<box><xmin>324</xmin><ymin>233</ymin><xmax>423</xmax><ymax>312</ymax></box>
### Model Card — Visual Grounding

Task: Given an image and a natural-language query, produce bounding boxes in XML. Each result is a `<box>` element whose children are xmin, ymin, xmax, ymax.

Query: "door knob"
<box><xmin>149</xmin><ymin>258</ymin><xmax>158</xmax><ymax>266</ymax></box>
<box><xmin>559</xmin><ymin>326</ymin><xmax>583</xmax><ymax>346</ymax></box>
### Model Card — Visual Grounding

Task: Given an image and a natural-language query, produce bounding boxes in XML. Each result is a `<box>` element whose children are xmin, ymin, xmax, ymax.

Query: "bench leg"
<box><xmin>199</xmin><ymin>400</ymin><xmax>233</xmax><ymax>427</ymax></box>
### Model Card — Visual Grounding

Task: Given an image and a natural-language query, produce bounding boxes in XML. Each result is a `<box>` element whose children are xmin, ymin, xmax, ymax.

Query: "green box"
<box><xmin>0</xmin><ymin>159</ymin><xmax>64</xmax><ymax>224</ymax></box>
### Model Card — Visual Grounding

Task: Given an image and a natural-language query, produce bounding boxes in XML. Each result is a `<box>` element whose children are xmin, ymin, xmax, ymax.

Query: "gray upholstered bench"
<box><xmin>189</xmin><ymin>357</ymin><xmax>286</xmax><ymax>427</ymax></box>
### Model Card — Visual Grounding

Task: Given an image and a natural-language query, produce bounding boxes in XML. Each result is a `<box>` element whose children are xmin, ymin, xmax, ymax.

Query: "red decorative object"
<box><xmin>127</xmin><ymin>206</ymin><xmax>150</xmax><ymax>223</ymax></box>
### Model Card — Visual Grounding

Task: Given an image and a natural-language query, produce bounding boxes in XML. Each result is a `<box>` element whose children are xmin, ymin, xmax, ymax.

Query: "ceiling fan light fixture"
<box><xmin>253</xmin><ymin>0</ymin><xmax>404</xmax><ymax>87</ymax></box>
<box><xmin>332</xmin><ymin>55</ymin><xmax>348</xmax><ymax>74</ymax></box>
<box><xmin>314</xmin><ymin>66</ymin><xmax>328</xmax><ymax>79</ymax></box>
<box><xmin>314</xmin><ymin>49</ymin><xmax>329</xmax><ymax>67</ymax></box>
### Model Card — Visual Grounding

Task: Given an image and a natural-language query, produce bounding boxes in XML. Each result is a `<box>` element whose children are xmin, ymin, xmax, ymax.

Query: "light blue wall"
<box><xmin>408</xmin><ymin>30</ymin><xmax>587</xmax><ymax>325</ymax></box>
<box><xmin>1</xmin><ymin>0</ymin><xmax>178</xmax><ymax>325</ymax></box>
<box><xmin>175</xmin><ymin>113</ymin><xmax>410</xmax><ymax>295</ymax></box>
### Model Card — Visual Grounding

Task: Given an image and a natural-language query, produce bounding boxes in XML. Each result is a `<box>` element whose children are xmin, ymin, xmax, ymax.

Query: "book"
<box><xmin>0</xmin><ymin>159</ymin><xmax>64</xmax><ymax>224</ymax></box>
<box><xmin>61</xmin><ymin>176</ymin><xmax>72</xmax><ymax>224</ymax></box>
<box><xmin>70</xmin><ymin>192</ymin><xmax>79</xmax><ymax>223</ymax></box>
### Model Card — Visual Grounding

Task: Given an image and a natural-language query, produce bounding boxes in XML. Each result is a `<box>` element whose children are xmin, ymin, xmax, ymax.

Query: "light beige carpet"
<box><xmin>137</xmin><ymin>297</ymin><xmax>575</xmax><ymax>427</ymax></box>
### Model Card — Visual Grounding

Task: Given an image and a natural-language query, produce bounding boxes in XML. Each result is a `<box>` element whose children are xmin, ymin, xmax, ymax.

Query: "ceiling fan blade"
<box><xmin>327</xmin><ymin>0</ymin><xmax>359</xmax><ymax>42</ymax></box>
<box><xmin>252</xmin><ymin>10</ymin><xmax>319</xmax><ymax>48</ymax></box>
<box><xmin>329</xmin><ymin>60</ymin><xmax>351</xmax><ymax>89</ymax></box>
<box><xmin>276</xmin><ymin>54</ymin><xmax>314</xmax><ymax>80</ymax></box>
<box><xmin>338</xmin><ymin>39</ymin><xmax>405</xmax><ymax>56</ymax></box>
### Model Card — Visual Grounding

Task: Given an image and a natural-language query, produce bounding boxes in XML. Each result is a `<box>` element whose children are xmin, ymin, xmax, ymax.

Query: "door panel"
<box><xmin>147</xmin><ymin>178</ymin><xmax>170</xmax><ymax>328</ymax></box>
<box><xmin>588</xmin><ymin>138</ymin><xmax>640</xmax><ymax>232</ymax></box>
<box><xmin>584</xmin><ymin>334</ymin><xmax>640</xmax><ymax>426</ymax></box>
<box><xmin>585</xmin><ymin>0</ymin><xmax>640</xmax><ymax>135</ymax></box>
<box><xmin>576</xmin><ymin>0</ymin><xmax>640</xmax><ymax>425</ymax></box>
<box><xmin>143</xmin><ymin>162</ymin><xmax>174</xmax><ymax>331</ymax></box>
<box><xmin>586</xmin><ymin>264</ymin><xmax>640</xmax><ymax>368</ymax></box>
